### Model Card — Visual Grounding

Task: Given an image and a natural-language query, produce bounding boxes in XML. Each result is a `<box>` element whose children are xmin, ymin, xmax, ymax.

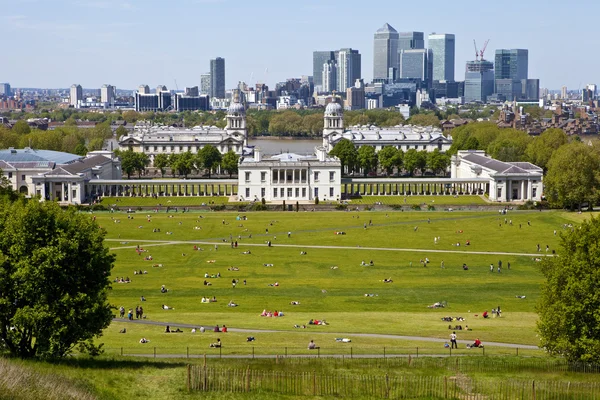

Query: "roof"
<box><xmin>459</xmin><ymin>152</ymin><xmax>542</xmax><ymax>176</ymax></box>
<box><xmin>0</xmin><ymin>148</ymin><xmax>81</xmax><ymax>164</ymax></box>
<box><xmin>377</xmin><ymin>23</ymin><xmax>397</xmax><ymax>33</ymax></box>
<box><xmin>62</xmin><ymin>155</ymin><xmax>112</xmax><ymax>174</ymax></box>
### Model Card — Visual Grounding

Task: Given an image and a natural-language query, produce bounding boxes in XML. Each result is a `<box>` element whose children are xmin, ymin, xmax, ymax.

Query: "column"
<box><xmin>521</xmin><ymin>180</ymin><xmax>525</xmax><ymax>201</ymax></box>
<box><xmin>507</xmin><ymin>180</ymin><xmax>511</xmax><ymax>201</ymax></box>
<box><xmin>527</xmin><ymin>179</ymin><xmax>533</xmax><ymax>200</ymax></box>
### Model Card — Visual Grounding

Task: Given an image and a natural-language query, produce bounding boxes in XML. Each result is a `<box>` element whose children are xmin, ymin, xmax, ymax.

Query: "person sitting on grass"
<box><xmin>228</xmin><ymin>300</ymin><xmax>238</xmax><ymax>307</ymax></box>
<box><xmin>468</xmin><ymin>338</ymin><xmax>483</xmax><ymax>348</ymax></box>
<box><xmin>308</xmin><ymin>340</ymin><xmax>319</xmax><ymax>350</ymax></box>
<box><xmin>139</xmin><ymin>338</ymin><xmax>149</xmax><ymax>344</ymax></box>
<box><xmin>161</xmin><ymin>285</ymin><xmax>168</xmax><ymax>293</ymax></box>
<box><xmin>162</xmin><ymin>304</ymin><xmax>173</xmax><ymax>310</ymax></box>
<box><xmin>483</xmin><ymin>311</ymin><xmax>489</xmax><ymax>318</ymax></box>
<box><xmin>165</xmin><ymin>325</ymin><xmax>171</xmax><ymax>333</ymax></box>
<box><xmin>210</xmin><ymin>339</ymin><xmax>221</xmax><ymax>348</ymax></box>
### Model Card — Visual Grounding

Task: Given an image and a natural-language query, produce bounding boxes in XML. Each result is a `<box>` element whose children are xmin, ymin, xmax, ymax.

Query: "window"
<box><xmin>145</xmin><ymin>146</ymin><xmax>149</xmax><ymax>151</ymax></box>
<box><xmin>162</xmin><ymin>146</ymin><xmax>166</xmax><ymax>151</ymax></box>
<box><xmin>245</xmin><ymin>172</ymin><xmax>251</xmax><ymax>182</ymax></box>
<box><xmin>154</xmin><ymin>146</ymin><xmax>157</xmax><ymax>151</ymax></box>
<box><xmin>179</xmin><ymin>146</ymin><xmax>183</xmax><ymax>151</ymax></box>
<box><xmin>423</xmin><ymin>145</ymin><xmax>426</xmax><ymax>150</ymax></box>
<box><xmin>261</xmin><ymin>188</ymin><xmax>265</xmax><ymax>198</ymax></box>
<box><xmin>72</xmin><ymin>189</ymin><xmax>77</xmax><ymax>198</ymax></box>
<box><xmin>8</xmin><ymin>172</ymin><xmax>12</xmax><ymax>179</ymax></box>
<box><xmin>497</xmin><ymin>188</ymin><xmax>502</xmax><ymax>198</ymax></box>
<box><xmin>302</xmin><ymin>188</ymin><xmax>306</xmax><ymax>197</ymax></box>
<box><xmin>272</xmin><ymin>170</ymin><xmax>278</xmax><ymax>183</ymax></box>
<box><xmin>261</xmin><ymin>172</ymin><xmax>266</xmax><ymax>182</ymax></box>
<box><xmin>287</xmin><ymin>188</ymin><xmax>292</xmax><ymax>197</ymax></box>
<box><xmin>280</xmin><ymin>188</ymin><xmax>284</xmax><ymax>197</ymax></box>
<box><xmin>295</xmin><ymin>188</ymin><xmax>299</xmax><ymax>197</ymax></box>
<box><xmin>314</xmin><ymin>172</ymin><xmax>320</xmax><ymax>182</ymax></box>
<box><xmin>329</xmin><ymin>171</ymin><xmax>335</xmax><ymax>181</ymax></box>
<box><xmin>170</xmin><ymin>146</ymin><xmax>174</xmax><ymax>151</ymax></box>
<box><xmin>245</xmin><ymin>188</ymin><xmax>250</xmax><ymax>198</ymax></box>
<box><xmin>330</xmin><ymin>187</ymin><xmax>334</xmax><ymax>197</ymax></box>
<box><xmin>314</xmin><ymin>187</ymin><xmax>319</xmax><ymax>197</ymax></box>
<box><xmin>532</xmin><ymin>188</ymin><xmax>537</xmax><ymax>198</ymax></box>
<box><xmin>21</xmin><ymin>175</ymin><xmax>25</xmax><ymax>181</ymax></box>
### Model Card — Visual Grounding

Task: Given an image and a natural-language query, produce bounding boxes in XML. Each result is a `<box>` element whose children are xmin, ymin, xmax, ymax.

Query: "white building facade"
<box><xmin>238</xmin><ymin>147</ymin><xmax>341</xmax><ymax>202</ymax></box>
<box><xmin>322</xmin><ymin>99</ymin><xmax>452</xmax><ymax>153</ymax></box>
<box><xmin>118</xmin><ymin>102</ymin><xmax>248</xmax><ymax>165</ymax></box>
<box><xmin>451</xmin><ymin>150</ymin><xmax>543</xmax><ymax>202</ymax></box>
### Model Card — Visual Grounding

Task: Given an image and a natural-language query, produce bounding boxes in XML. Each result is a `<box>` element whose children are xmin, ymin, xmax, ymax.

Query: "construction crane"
<box><xmin>479</xmin><ymin>39</ymin><xmax>490</xmax><ymax>61</ymax></box>
<box><xmin>473</xmin><ymin>40</ymin><xmax>479</xmax><ymax>61</ymax></box>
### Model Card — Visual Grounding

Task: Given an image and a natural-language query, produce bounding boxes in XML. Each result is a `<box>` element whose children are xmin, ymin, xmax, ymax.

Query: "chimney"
<box><xmin>316</xmin><ymin>146</ymin><xmax>327</xmax><ymax>162</ymax></box>
<box><xmin>254</xmin><ymin>147</ymin><xmax>262</xmax><ymax>162</ymax></box>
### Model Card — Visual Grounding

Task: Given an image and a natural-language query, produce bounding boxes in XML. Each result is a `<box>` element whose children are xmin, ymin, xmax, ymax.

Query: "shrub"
<box><xmin>315</xmin><ymin>197</ymin><xmax>319</xmax><ymax>205</ymax></box>
<box><xmin>335</xmin><ymin>204</ymin><xmax>348</xmax><ymax>210</ymax></box>
<box><xmin>411</xmin><ymin>204</ymin><xmax>421</xmax><ymax>211</ymax></box>
<box><xmin>427</xmin><ymin>204</ymin><xmax>436</xmax><ymax>211</ymax></box>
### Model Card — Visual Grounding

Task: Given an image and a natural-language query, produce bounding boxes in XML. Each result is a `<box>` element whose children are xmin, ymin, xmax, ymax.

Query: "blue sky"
<box><xmin>1</xmin><ymin>0</ymin><xmax>595</xmax><ymax>91</ymax></box>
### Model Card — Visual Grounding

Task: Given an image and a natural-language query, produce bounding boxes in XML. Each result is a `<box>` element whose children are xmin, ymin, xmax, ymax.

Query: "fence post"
<box><xmin>482</xmin><ymin>346</ymin><xmax>485</xmax><ymax>356</ymax></box>
<box><xmin>187</xmin><ymin>364</ymin><xmax>191</xmax><ymax>392</ymax></box>
<box><xmin>318</xmin><ymin>348</ymin><xmax>320</xmax><ymax>358</ymax></box>
<box><xmin>385</xmin><ymin>374</ymin><xmax>390</xmax><ymax>398</ymax></box>
<box><xmin>245</xmin><ymin>366</ymin><xmax>250</xmax><ymax>393</ymax></box>
<box><xmin>416</xmin><ymin>347</ymin><xmax>419</xmax><ymax>358</ymax></box>
<box><xmin>444</xmin><ymin>376</ymin><xmax>448</xmax><ymax>398</ymax></box>
<box><xmin>153</xmin><ymin>347</ymin><xmax>156</xmax><ymax>359</ymax></box>
<box><xmin>516</xmin><ymin>347</ymin><xmax>519</xmax><ymax>356</ymax></box>
<box><xmin>285</xmin><ymin>347</ymin><xmax>287</xmax><ymax>357</ymax></box>
<box><xmin>351</xmin><ymin>347</ymin><xmax>353</xmax><ymax>359</ymax></box>
<box><xmin>449</xmin><ymin>347</ymin><xmax>452</xmax><ymax>357</ymax></box>
<box><xmin>532</xmin><ymin>380</ymin><xmax>536</xmax><ymax>400</ymax></box>
<box><xmin>187</xmin><ymin>346</ymin><xmax>189</xmax><ymax>359</ymax></box>
<box><xmin>120</xmin><ymin>347</ymin><xmax>123</xmax><ymax>356</ymax></box>
<box><xmin>383</xmin><ymin>346</ymin><xmax>386</xmax><ymax>359</ymax></box>
<box><xmin>313</xmin><ymin>370</ymin><xmax>316</xmax><ymax>396</ymax></box>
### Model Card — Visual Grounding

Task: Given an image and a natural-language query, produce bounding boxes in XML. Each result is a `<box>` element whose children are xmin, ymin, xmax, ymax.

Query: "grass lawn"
<box><xmin>96</xmin><ymin>209</ymin><xmax>572</xmax><ymax>354</ymax></box>
<box><xmin>99</xmin><ymin>196</ymin><xmax>232</xmax><ymax>207</ymax></box>
<box><xmin>346</xmin><ymin>195</ymin><xmax>488</xmax><ymax>205</ymax></box>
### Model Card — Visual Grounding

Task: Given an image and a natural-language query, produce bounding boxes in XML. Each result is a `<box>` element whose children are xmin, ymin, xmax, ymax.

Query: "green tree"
<box><xmin>486</xmin><ymin>129</ymin><xmax>532</xmax><ymax>162</ymax></box>
<box><xmin>120</xmin><ymin>150</ymin><xmax>139</xmax><ymax>179</ymax></box>
<box><xmin>115</xmin><ymin>125</ymin><xmax>128</xmax><ymax>138</ymax></box>
<box><xmin>11</xmin><ymin>120</ymin><xmax>31</xmax><ymax>135</ymax></box>
<box><xmin>537</xmin><ymin>216</ymin><xmax>600</xmax><ymax>363</ymax></box>
<box><xmin>198</xmin><ymin>145</ymin><xmax>222</xmax><ymax>178</ymax></box>
<box><xmin>403</xmin><ymin>149</ymin><xmax>419</xmax><ymax>176</ymax></box>
<box><xmin>329</xmin><ymin>139</ymin><xmax>357</xmax><ymax>175</ymax></box>
<box><xmin>544</xmin><ymin>143</ymin><xmax>600</xmax><ymax>210</ymax></box>
<box><xmin>135</xmin><ymin>152</ymin><xmax>149</xmax><ymax>178</ymax></box>
<box><xmin>0</xmin><ymin>200</ymin><xmax>114</xmax><ymax>358</ymax></box>
<box><xmin>408</xmin><ymin>113</ymin><xmax>441</xmax><ymax>127</ymax></box>
<box><xmin>171</xmin><ymin>152</ymin><xmax>195</xmax><ymax>178</ymax></box>
<box><xmin>416</xmin><ymin>150</ymin><xmax>428</xmax><ymax>175</ymax></box>
<box><xmin>87</xmin><ymin>137</ymin><xmax>105</xmax><ymax>151</ymax></box>
<box><xmin>357</xmin><ymin>146</ymin><xmax>378</xmax><ymax>176</ymax></box>
<box><xmin>221</xmin><ymin>150</ymin><xmax>239</xmax><ymax>178</ymax></box>
<box><xmin>377</xmin><ymin>146</ymin><xmax>399</xmax><ymax>175</ymax></box>
<box><xmin>427</xmin><ymin>149</ymin><xmax>450</xmax><ymax>176</ymax></box>
<box><xmin>525</xmin><ymin>128</ymin><xmax>568</xmax><ymax>171</ymax></box>
<box><xmin>153</xmin><ymin>153</ymin><xmax>169</xmax><ymax>177</ymax></box>
<box><xmin>74</xmin><ymin>143</ymin><xmax>88</xmax><ymax>156</ymax></box>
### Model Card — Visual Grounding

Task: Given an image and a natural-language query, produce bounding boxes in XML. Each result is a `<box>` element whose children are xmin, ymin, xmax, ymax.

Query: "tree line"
<box><xmin>117</xmin><ymin>146</ymin><xmax>239</xmax><ymax>179</ymax></box>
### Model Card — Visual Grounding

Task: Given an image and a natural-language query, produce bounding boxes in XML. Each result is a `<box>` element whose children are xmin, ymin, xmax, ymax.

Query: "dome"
<box><xmin>228</xmin><ymin>102</ymin><xmax>246</xmax><ymax>115</ymax></box>
<box><xmin>325</xmin><ymin>100</ymin><xmax>343</xmax><ymax>116</ymax></box>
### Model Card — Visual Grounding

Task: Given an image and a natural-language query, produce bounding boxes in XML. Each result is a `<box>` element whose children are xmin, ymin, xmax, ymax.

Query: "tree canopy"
<box><xmin>329</xmin><ymin>139</ymin><xmax>357</xmax><ymax>174</ymax></box>
<box><xmin>537</xmin><ymin>216</ymin><xmax>600</xmax><ymax>363</ymax></box>
<box><xmin>0</xmin><ymin>200</ymin><xmax>114</xmax><ymax>358</ymax></box>
<box><xmin>221</xmin><ymin>150</ymin><xmax>239</xmax><ymax>178</ymax></box>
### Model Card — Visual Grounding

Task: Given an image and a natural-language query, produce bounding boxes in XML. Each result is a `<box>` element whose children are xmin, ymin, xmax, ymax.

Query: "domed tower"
<box><xmin>323</xmin><ymin>97</ymin><xmax>344</xmax><ymax>150</ymax></box>
<box><xmin>225</xmin><ymin>101</ymin><xmax>247</xmax><ymax>146</ymax></box>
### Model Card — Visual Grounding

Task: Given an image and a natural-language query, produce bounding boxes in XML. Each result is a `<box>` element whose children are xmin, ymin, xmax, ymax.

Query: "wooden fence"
<box><xmin>188</xmin><ymin>366</ymin><xmax>600</xmax><ymax>399</ymax></box>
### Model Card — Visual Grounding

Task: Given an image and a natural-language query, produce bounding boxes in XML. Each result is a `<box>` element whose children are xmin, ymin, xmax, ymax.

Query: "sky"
<box><xmin>1</xmin><ymin>0</ymin><xmax>596</xmax><ymax>91</ymax></box>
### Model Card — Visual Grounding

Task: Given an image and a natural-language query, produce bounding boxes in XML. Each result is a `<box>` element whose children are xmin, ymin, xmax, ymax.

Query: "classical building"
<box><xmin>238</xmin><ymin>147</ymin><xmax>341</xmax><ymax>202</ymax></box>
<box><xmin>0</xmin><ymin>148</ymin><xmax>121</xmax><ymax>203</ymax></box>
<box><xmin>451</xmin><ymin>150</ymin><xmax>543</xmax><ymax>202</ymax></box>
<box><xmin>118</xmin><ymin>102</ymin><xmax>248</xmax><ymax>165</ymax></box>
<box><xmin>322</xmin><ymin>99</ymin><xmax>452</xmax><ymax>153</ymax></box>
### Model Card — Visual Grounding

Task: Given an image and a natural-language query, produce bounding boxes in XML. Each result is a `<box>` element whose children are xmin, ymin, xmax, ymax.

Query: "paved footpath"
<box><xmin>114</xmin><ymin>318</ymin><xmax>539</xmax><ymax>351</ymax></box>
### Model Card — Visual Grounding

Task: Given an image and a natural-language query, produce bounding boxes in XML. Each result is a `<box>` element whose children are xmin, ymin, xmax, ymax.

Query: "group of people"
<box><xmin>260</xmin><ymin>310</ymin><xmax>284</xmax><ymax>317</ymax></box>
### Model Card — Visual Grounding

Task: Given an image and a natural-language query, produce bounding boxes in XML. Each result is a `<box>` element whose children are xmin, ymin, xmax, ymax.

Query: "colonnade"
<box><xmin>87</xmin><ymin>180</ymin><xmax>238</xmax><ymax>198</ymax></box>
<box><xmin>341</xmin><ymin>180</ymin><xmax>488</xmax><ymax>196</ymax></box>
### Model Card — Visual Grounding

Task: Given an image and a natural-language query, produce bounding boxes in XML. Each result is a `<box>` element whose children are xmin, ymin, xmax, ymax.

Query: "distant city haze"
<box><xmin>0</xmin><ymin>0</ymin><xmax>596</xmax><ymax>90</ymax></box>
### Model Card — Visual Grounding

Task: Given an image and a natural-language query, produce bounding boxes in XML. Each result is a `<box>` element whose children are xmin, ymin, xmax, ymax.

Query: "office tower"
<box><xmin>200</xmin><ymin>73</ymin><xmax>211</xmax><ymax>95</ymax></box>
<box><xmin>322</xmin><ymin>60</ymin><xmax>337</xmax><ymax>93</ymax></box>
<box><xmin>398</xmin><ymin>32</ymin><xmax>425</xmax><ymax>52</ymax></box>
<box><xmin>0</xmin><ymin>83</ymin><xmax>11</xmax><ymax>96</ymax></box>
<box><xmin>185</xmin><ymin>86</ymin><xmax>199</xmax><ymax>96</ymax></box>
<box><xmin>399</xmin><ymin>49</ymin><xmax>431</xmax><ymax>82</ymax></box>
<box><xmin>313</xmin><ymin>51</ymin><xmax>336</xmax><ymax>88</ymax></box>
<box><xmin>70</xmin><ymin>84</ymin><xmax>83</xmax><ymax>107</ymax></box>
<box><xmin>346</xmin><ymin>79</ymin><xmax>366</xmax><ymax>110</ymax></box>
<box><xmin>561</xmin><ymin>86</ymin><xmax>568</xmax><ymax>99</ymax></box>
<box><xmin>101</xmin><ymin>84</ymin><xmax>116</xmax><ymax>105</ymax></box>
<box><xmin>494</xmin><ymin>49</ymin><xmax>528</xmax><ymax>81</ymax></box>
<box><xmin>156</xmin><ymin>85</ymin><xmax>167</xmax><ymax>94</ymax></box>
<box><xmin>336</xmin><ymin>48</ymin><xmax>361</xmax><ymax>92</ymax></box>
<box><xmin>138</xmin><ymin>84</ymin><xmax>150</xmax><ymax>94</ymax></box>
<box><xmin>373</xmin><ymin>23</ymin><xmax>399</xmax><ymax>81</ymax></box>
<box><xmin>428</xmin><ymin>33</ymin><xmax>455</xmax><ymax>81</ymax></box>
<box><xmin>524</xmin><ymin>79</ymin><xmax>539</xmax><ymax>101</ymax></box>
<box><xmin>464</xmin><ymin>60</ymin><xmax>494</xmax><ymax>103</ymax></box>
<box><xmin>210</xmin><ymin>57</ymin><xmax>226</xmax><ymax>99</ymax></box>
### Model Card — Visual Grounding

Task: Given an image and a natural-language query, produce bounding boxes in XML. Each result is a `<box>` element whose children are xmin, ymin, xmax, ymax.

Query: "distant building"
<box><xmin>398</xmin><ymin>32</ymin><xmax>425</xmax><ymax>52</ymax></box>
<box><xmin>428</xmin><ymin>33</ymin><xmax>455</xmax><ymax>81</ymax></box>
<box><xmin>100</xmin><ymin>84</ymin><xmax>116</xmax><ymax>107</ymax></box>
<box><xmin>200</xmin><ymin>73</ymin><xmax>211</xmax><ymax>95</ymax></box>
<box><xmin>494</xmin><ymin>49</ymin><xmax>529</xmax><ymax>101</ymax></box>
<box><xmin>313</xmin><ymin>51</ymin><xmax>336</xmax><ymax>89</ymax></box>
<box><xmin>0</xmin><ymin>83</ymin><xmax>11</xmax><ymax>97</ymax></box>
<box><xmin>464</xmin><ymin>60</ymin><xmax>494</xmax><ymax>103</ymax></box>
<box><xmin>373</xmin><ymin>23</ymin><xmax>399</xmax><ymax>81</ymax></box>
<box><xmin>138</xmin><ymin>85</ymin><xmax>150</xmax><ymax>94</ymax></box>
<box><xmin>561</xmin><ymin>86</ymin><xmax>567</xmax><ymax>99</ymax></box>
<box><xmin>451</xmin><ymin>150</ymin><xmax>543</xmax><ymax>202</ymax></box>
<box><xmin>322</xmin><ymin>60</ymin><xmax>337</xmax><ymax>93</ymax></box>
<box><xmin>70</xmin><ymin>84</ymin><xmax>83</xmax><ymax>108</ymax></box>
<box><xmin>135</xmin><ymin>86</ymin><xmax>172</xmax><ymax>112</ymax></box>
<box><xmin>210</xmin><ymin>57</ymin><xmax>226</xmax><ymax>99</ymax></box>
<box><xmin>345</xmin><ymin>79</ymin><xmax>365</xmax><ymax>110</ymax></box>
<box><xmin>238</xmin><ymin>147</ymin><xmax>341</xmax><ymax>202</ymax></box>
<box><xmin>399</xmin><ymin>49</ymin><xmax>432</xmax><ymax>84</ymax></box>
<box><xmin>336</xmin><ymin>48</ymin><xmax>361</xmax><ymax>92</ymax></box>
<box><xmin>173</xmin><ymin>93</ymin><xmax>210</xmax><ymax>111</ymax></box>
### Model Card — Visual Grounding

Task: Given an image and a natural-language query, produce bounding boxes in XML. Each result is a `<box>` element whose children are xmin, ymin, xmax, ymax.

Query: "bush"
<box><xmin>261</xmin><ymin>198</ymin><xmax>266</xmax><ymax>206</ymax></box>
<box><xmin>427</xmin><ymin>204</ymin><xmax>436</xmax><ymax>211</ymax></box>
<box><xmin>411</xmin><ymin>204</ymin><xmax>422</xmax><ymax>211</ymax></box>
<box><xmin>250</xmin><ymin>203</ymin><xmax>268</xmax><ymax>211</ymax></box>
<box><xmin>211</xmin><ymin>204</ymin><xmax>226</xmax><ymax>211</ymax></box>
<box><xmin>335</xmin><ymin>204</ymin><xmax>348</xmax><ymax>210</ymax></box>
<box><xmin>517</xmin><ymin>200</ymin><xmax>536</xmax><ymax>210</ymax></box>
<box><xmin>315</xmin><ymin>197</ymin><xmax>319</xmax><ymax>205</ymax></box>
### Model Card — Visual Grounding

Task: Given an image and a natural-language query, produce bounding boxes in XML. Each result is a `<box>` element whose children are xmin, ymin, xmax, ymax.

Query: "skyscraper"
<box><xmin>322</xmin><ymin>60</ymin><xmax>337</xmax><ymax>93</ymax></box>
<box><xmin>0</xmin><ymin>83</ymin><xmax>11</xmax><ymax>97</ymax></box>
<box><xmin>464</xmin><ymin>60</ymin><xmax>494</xmax><ymax>103</ymax></box>
<box><xmin>210</xmin><ymin>57</ymin><xmax>226</xmax><ymax>99</ymax></box>
<box><xmin>101</xmin><ymin>84</ymin><xmax>116</xmax><ymax>106</ymax></box>
<box><xmin>138</xmin><ymin>84</ymin><xmax>150</xmax><ymax>94</ymax></box>
<box><xmin>398</xmin><ymin>32</ymin><xmax>425</xmax><ymax>52</ymax></box>
<box><xmin>200</xmin><ymin>73</ymin><xmax>211</xmax><ymax>95</ymax></box>
<box><xmin>70</xmin><ymin>84</ymin><xmax>82</xmax><ymax>108</ymax></box>
<box><xmin>494</xmin><ymin>49</ymin><xmax>529</xmax><ymax>101</ymax></box>
<box><xmin>313</xmin><ymin>51</ymin><xmax>336</xmax><ymax>88</ymax></box>
<box><xmin>428</xmin><ymin>33</ymin><xmax>455</xmax><ymax>81</ymax></box>
<box><xmin>399</xmin><ymin>49</ymin><xmax>431</xmax><ymax>83</ymax></box>
<box><xmin>336</xmin><ymin>48</ymin><xmax>361</xmax><ymax>92</ymax></box>
<box><xmin>373</xmin><ymin>23</ymin><xmax>399</xmax><ymax>81</ymax></box>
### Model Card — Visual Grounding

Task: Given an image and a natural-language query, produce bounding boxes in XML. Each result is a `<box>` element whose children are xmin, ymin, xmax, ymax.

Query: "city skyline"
<box><xmin>0</xmin><ymin>0</ymin><xmax>596</xmax><ymax>90</ymax></box>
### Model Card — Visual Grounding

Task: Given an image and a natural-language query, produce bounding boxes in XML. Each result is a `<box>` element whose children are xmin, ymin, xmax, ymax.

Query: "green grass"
<box><xmin>99</xmin><ymin>196</ymin><xmax>232</xmax><ymax>207</ymax></box>
<box><xmin>345</xmin><ymin>195</ymin><xmax>487</xmax><ymax>205</ymax></box>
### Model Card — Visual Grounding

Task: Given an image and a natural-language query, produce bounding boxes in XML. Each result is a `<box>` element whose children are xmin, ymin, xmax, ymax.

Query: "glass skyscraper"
<box><xmin>313</xmin><ymin>51</ymin><xmax>336</xmax><ymax>89</ymax></box>
<box><xmin>336</xmin><ymin>48</ymin><xmax>361</xmax><ymax>92</ymax></box>
<box><xmin>398</xmin><ymin>32</ymin><xmax>424</xmax><ymax>52</ymax></box>
<box><xmin>373</xmin><ymin>23</ymin><xmax>399</xmax><ymax>81</ymax></box>
<box><xmin>428</xmin><ymin>33</ymin><xmax>455</xmax><ymax>82</ymax></box>
<box><xmin>210</xmin><ymin>57</ymin><xmax>225</xmax><ymax>99</ymax></box>
<box><xmin>399</xmin><ymin>49</ymin><xmax>431</xmax><ymax>83</ymax></box>
<box><xmin>464</xmin><ymin>60</ymin><xmax>494</xmax><ymax>103</ymax></box>
<box><xmin>494</xmin><ymin>49</ymin><xmax>529</xmax><ymax>100</ymax></box>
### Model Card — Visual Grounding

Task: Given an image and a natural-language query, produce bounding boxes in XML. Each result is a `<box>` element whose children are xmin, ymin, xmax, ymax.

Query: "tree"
<box><xmin>357</xmin><ymin>146</ymin><xmax>378</xmax><ymax>176</ymax></box>
<box><xmin>11</xmin><ymin>120</ymin><xmax>31</xmax><ymax>135</ymax></box>
<box><xmin>198</xmin><ymin>145</ymin><xmax>222</xmax><ymax>178</ymax></box>
<box><xmin>378</xmin><ymin>146</ymin><xmax>399</xmax><ymax>176</ymax></box>
<box><xmin>153</xmin><ymin>153</ymin><xmax>169</xmax><ymax>177</ymax></box>
<box><xmin>221</xmin><ymin>150</ymin><xmax>239</xmax><ymax>178</ymax></box>
<box><xmin>544</xmin><ymin>142</ymin><xmax>600</xmax><ymax>210</ymax></box>
<box><xmin>120</xmin><ymin>150</ymin><xmax>139</xmax><ymax>179</ymax></box>
<box><xmin>486</xmin><ymin>129</ymin><xmax>532</xmax><ymax>162</ymax></box>
<box><xmin>403</xmin><ymin>149</ymin><xmax>419</xmax><ymax>176</ymax></box>
<box><xmin>416</xmin><ymin>151</ymin><xmax>428</xmax><ymax>175</ymax></box>
<box><xmin>537</xmin><ymin>216</ymin><xmax>600</xmax><ymax>363</ymax></box>
<box><xmin>427</xmin><ymin>149</ymin><xmax>450</xmax><ymax>176</ymax></box>
<box><xmin>74</xmin><ymin>144</ymin><xmax>88</xmax><ymax>156</ymax></box>
<box><xmin>525</xmin><ymin>128</ymin><xmax>568</xmax><ymax>171</ymax></box>
<box><xmin>171</xmin><ymin>152</ymin><xmax>195</xmax><ymax>178</ymax></box>
<box><xmin>135</xmin><ymin>153</ymin><xmax>149</xmax><ymax>178</ymax></box>
<box><xmin>408</xmin><ymin>113</ymin><xmax>441</xmax><ymax>127</ymax></box>
<box><xmin>0</xmin><ymin>200</ymin><xmax>114</xmax><ymax>358</ymax></box>
<box><xmin>329</xmin><ymin>139</ymin><xmax>357</xmax><ymax>175</ymax></box>
<box><xmin>115</xmin><ymin>125</ymin><xmax>128</xmax><ymax>138</ymax></box>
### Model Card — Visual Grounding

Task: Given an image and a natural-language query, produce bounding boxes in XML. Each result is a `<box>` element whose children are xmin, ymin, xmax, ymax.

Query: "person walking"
<box><xmin>441</xmin><ymin>260</ymin><xmax>445</xmax><ymax>269</ymax></box>
<box><xmin>450</xmin><ymin>331</ymin><xmax>458</xmax><ymax>349</ymax></box>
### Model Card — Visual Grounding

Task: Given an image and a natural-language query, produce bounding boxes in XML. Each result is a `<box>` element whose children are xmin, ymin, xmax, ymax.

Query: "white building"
<box><xmin>322</xmin><ymin>99</ymin><xmax>452</xmax><ymax>153</ymax></box>
<box><xmin>0</xmin><ymin>148</ymin><xmax>121</xmax><ymax>204</ymax></box>
<box><xmin>451</xmin><ymin>150</ymin><xmax>543</xmax><ymax>202</ymax></box>
<box><xmin>118</xmin><ymin>102</ymin><xmax>248</xmax><ymax>165</ymax></box>
<box><xmin>238</xmin><ymin>147</ymin><xmax>341</xmax><ymax>202</ymax></box>
<box><xmin>101</xmin><ymin>84</ymin><xmax>116</xmax><ymax>107</ymax></box>
<box><xmin>70</xmin><ymin>84</ymin><xmax>82</xmax><ymax>108</ymax></box>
